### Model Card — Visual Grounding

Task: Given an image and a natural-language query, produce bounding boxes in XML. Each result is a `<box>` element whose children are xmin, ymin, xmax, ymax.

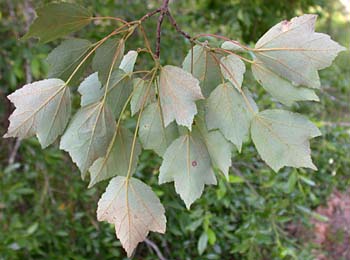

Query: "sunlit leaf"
<box><xmin>46</xmin><ymin>38</ymin><xmax>92</xmax><ymax>85</ymax></box>
<box><xmin>254</xmin><ymin>14</ymin><xmax>346</xmax><ymax>89</ymax></box>
<box><xmin>88</xmin><ymin>126</ymin><xmax>141</xmax><ymax>187</ymax></box>
<box><xmin>23</xmin><ymin>3</ymin><xmax>92</xmax><ymax>43</ymax></box>
<box><xmin>251</xmin><ymin>109</ymin><xmax>321</xmax><ymax>172</ymax></box>
<box><xmin>60</xmin><ymin>103</ymin><xmax>115</xmax><ymax>178</ymax></box>
<box><xmin>159</xmin><ymin>65</ymin><xmax>204</xmax><ymax>129</ymax></box>
<box><xmin>97</xmin><ymin>176</ymin><xmax>166</xmax><ymax>257</ymax></box>
<box><xmin>183</xmin><ymin>45</ymin><xmax>222</xmax><ymax>97</ymax></box>
<box><xmin>206</xmin><ymin>83</ymin><xmax>258</xmax><ymax>151</ymax></box>
<box><xmin>4</xmin><ymin>79</ymin><xmax>71</xmax><ymax>148</ymax></box>
<box><xmin>139</xmin><ymin>102</ymin><xmax>178</xmax><ymax>156</ymax></box>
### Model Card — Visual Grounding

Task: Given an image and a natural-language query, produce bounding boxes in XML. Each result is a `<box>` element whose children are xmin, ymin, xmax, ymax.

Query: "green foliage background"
<box><xmin>0</xmin><ymin>0</ymin><xmax>349</xmax><ymax>259</ymax></box>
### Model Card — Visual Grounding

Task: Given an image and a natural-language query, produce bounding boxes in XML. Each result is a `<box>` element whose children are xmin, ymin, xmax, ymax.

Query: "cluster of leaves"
<box><xmin>4</xmin><ymin>2</ymin><xmax>346</xmax><ymax>257</ymax></box>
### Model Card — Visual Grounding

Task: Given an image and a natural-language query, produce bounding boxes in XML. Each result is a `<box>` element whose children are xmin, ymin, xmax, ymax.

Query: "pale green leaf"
<box><xmin>196</xmin><ymin>117</ymin><xmax>233</xmax><ymax>179</ymax></box>
<box><xmin>159</xmin><ymin>130</ymin><xmax>217</xmax><ymax>209</ymax></box>
<box><xmin>23</xmin><ymin>3</ymin><xmax>92</xmax><ymax>43</ymax></box>
<box><xmin>119</xmin><ymin>50</ymin><xmax>138</xmax><ymax>74</ymax></box>
<box><xmin>252</xmin><ymin>60</ymin><xmax>319</xmax><ymax>106</ymax></box>
<box><xmin>79</xmin><ymin>69</ymin><xmax>132</xmax><ymax>118</ymax></box>
<box><xmin>206</xmin><ymin>83</ymin><xmax>258</xmax><ymax>151</ymax></box>
<box><xmin>88</xmin><ymin>126</ymin><xmax>141</xmax><ymax>188</ymax></box>
<box><xmin>60</xmin><ymin>103</ymin><xmax>115</xmax><ymax>178</ymax></box>
<box><xmin>78</xmin><ymin>73</ymin><xmax>103</xmax><ymax>106</ymax></box>
<box><xmin>46</xmin><ymin>38</ymin><xmax>92</xmax><ymax>85</ymax></box>
<box><xmin>139</xmin><ymin>102</ymin><xmax>179</xmax><ymax>156</ymax></box>
<box><xmin>92</xmin><ymin>38</ymin><xmax>125</xmax><ymax>84</ymax></box>
<box><xmin>220</xmin><ymin>54</ymin><xmax>245</xmax><ymax>90</ymax></box>
<box><xmin>254</xmin><ymin>14</ymin><xmax>346</xmax><ymax>89</ymax></box>
<box><xmin>251</xmin><ymin>109</ymin><xmax>321</xmax><ymax>172</ymax></box>
<box><xmin>183</xmin><ymin>45</ymin><xmax>222</xmax><ymax>97</ymax></box>
<box><xmin>97</xmin><ymin>176</ymin><xmax>166</xmax><ymax>257</ymax></box>
<box><xmin>130</xmin><ymin>78</ymin><xmax>155</xmax><ymax>116</ymax></box>
<box><xmin>159</xmin><ymin>65</ymin><xmax>204</xmax><ymax>129</ymax></box>
<box><xmin>4</xmin><ymin>79</ymin><xmax>71</xmax><ymax>148</ymax></box>
<box><xmin>105</xmin><ymin>69</ymin><xmax>132</xmax><ymax>118</ymax></box>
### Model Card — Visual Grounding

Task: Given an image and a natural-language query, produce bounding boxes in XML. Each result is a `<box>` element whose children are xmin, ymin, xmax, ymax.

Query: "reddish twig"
<box><xmin>139</xmin><ymin>8</ymin><xmax>162</xmax><ymax>23</ymax></box>
<box><xmin>155</xmin><ymin>0</ymin><xmax>170</xmax><ymax>58</ymax></box>
<box><xmin>166</xmin><ymin>11</ymin><xmax>192</xmax><ymax>41</ymax></box>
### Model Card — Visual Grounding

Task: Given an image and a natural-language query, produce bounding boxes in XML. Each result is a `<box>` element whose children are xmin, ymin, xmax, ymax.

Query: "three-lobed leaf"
<box><xmin>206</xmin><ymin>83</ymin><xmax>258</xmax><ymax>152</ymax></box>
<box><xmin>254</xmin><ymin>14</ymin><xmax>346</xmax><ymax>89</ymax></box>
<box><xmin>60</xmin><ymin>103</ymin><xmax>115</xmax><ymax>178</ymax></box>
<box><xmin>97</xmin><ymin>176</ymin><xmax>166</xmax><ymax>257</ymax></box>
<box><xmin>159</xmin><ymin>65</ymin><xmax>204</xmax><ymax>129</ymax></box>
<box><xmin>251</xmin><ymin>109</ymin><xmax>321</xmax><ymax>172</ymax></box>
<box><xmin>159</xmin><ymin>128</ymin><xmax>218</xmax><ymax>209</ymax></box>
<box><xmin>4</xmin><ymin>79</ymin><xmax>71</xmax><ymax>148</ymax></box>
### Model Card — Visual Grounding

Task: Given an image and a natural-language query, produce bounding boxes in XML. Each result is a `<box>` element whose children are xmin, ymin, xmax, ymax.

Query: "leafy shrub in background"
<box><xmin>0</xmin><ymin>0</ymin><xmax>350</xmax><ymax>260</ymax></box>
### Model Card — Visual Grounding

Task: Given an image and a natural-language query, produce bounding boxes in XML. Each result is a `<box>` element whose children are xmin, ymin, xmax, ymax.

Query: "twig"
<box><xmin>155</xmin><ymin>0</ymin><xmax>170</xmax><ymax>58</ymax></box>
<box><xmin>139</xmin><ymin>8</ymin><xmax>162</xmax><ymax>23</ymax></box>
<box><xmin>144</xmin><ymin>238</ymin><xmax>168</xmax><ymax>260</ymax></box>
<box><xmin>166</xmin><ymin>11</ymin><xmax>192</xmax><ymax>41</ymax></box>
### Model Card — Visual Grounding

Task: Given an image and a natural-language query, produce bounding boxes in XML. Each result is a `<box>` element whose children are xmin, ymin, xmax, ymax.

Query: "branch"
<box><xmin>155</xmin><ymin>0</ymin><xmax>170</xmax><ymax>58</ymax></box>
<box><xmin>139</xmin><ymin>8</ymin><xmax>162</xmax><ymax>23</ymax></box>
<box><xmin>166</xmin><ymin>11</ymin><xmax>192</xmax><ymax>41</ymax></box>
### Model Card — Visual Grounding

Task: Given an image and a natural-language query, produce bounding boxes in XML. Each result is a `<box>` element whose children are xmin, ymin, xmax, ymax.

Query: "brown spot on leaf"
<box><xmin>192</xmin><ymin>161</ymin><xmax>197</xmax><ymax>167</ymax></box>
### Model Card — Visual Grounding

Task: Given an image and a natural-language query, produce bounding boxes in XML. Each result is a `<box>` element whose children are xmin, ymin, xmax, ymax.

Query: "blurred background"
<box><xmin>0</xmin><ymin>0</ymin><xmax>349</xmax><ymax>259</ymax></box>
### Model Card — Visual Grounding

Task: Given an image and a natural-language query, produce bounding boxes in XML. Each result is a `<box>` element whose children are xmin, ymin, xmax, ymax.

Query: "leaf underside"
<box><xmin>97</xmin><ymin>176</ymin><xmax>166</xmax><ymax>257</ymax></box>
